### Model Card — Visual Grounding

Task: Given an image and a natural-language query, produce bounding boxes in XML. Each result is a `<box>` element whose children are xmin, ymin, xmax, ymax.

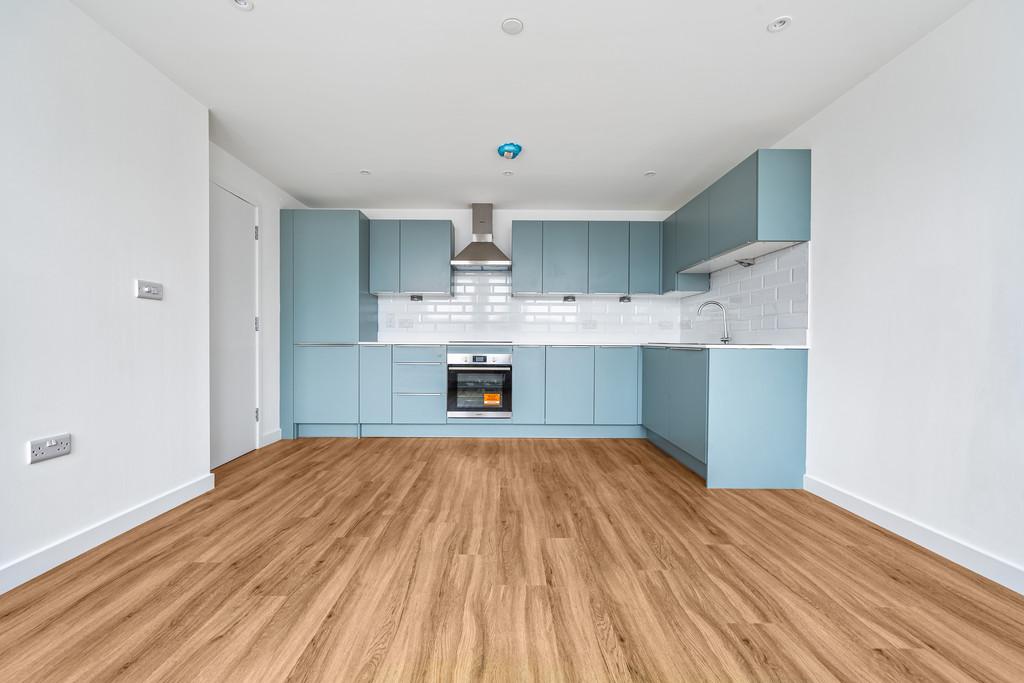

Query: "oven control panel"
<box><xmin>446</xmin><ymin>353</ymin><xmax>512</xmax><ymax>366</ymax></box>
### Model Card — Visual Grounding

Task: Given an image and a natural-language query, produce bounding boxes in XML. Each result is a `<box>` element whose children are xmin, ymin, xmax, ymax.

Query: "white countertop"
<box><xmin>363</xmin><ymin>340</ymin><xmax>808</xmax><ymax>349</ymax></box>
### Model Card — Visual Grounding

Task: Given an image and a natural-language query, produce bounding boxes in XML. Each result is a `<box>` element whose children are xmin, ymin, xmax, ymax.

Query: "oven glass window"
<box><xmin>454</xmin><ymin>371</ymin><xmax>508</xmax><ymax>409</ymax></box>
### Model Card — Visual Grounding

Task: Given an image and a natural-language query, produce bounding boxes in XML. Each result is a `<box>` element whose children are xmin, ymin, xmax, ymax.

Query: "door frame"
<box><xmin>210</xmin><ymin>180</ymin><xmax>262</xmax><ymax>461</ymax></box>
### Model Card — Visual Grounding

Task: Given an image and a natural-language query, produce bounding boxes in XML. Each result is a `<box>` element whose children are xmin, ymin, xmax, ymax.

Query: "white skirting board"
<box><xmin>805</xmin><ymin>475</ymin><xmax>1024</xmax><ymax>596</ymax></box>
<box><xmin>0</xmin><ymin>473</ymin><xmax>215</xmax><ymax>595</ymax></box>
<box><xmin>259</xmin><ymin>429</ymin><xmax>282</xmax><ymax>448</ymax></box>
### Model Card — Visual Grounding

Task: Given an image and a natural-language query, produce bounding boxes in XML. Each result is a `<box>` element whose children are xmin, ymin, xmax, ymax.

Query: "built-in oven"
<box><xmin>446</xmin><ymin>353</ymin><xmax>512</xmax><ymax>419</ymax></box>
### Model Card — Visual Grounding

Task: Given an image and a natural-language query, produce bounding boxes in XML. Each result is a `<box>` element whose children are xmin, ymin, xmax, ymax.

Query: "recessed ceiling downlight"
<box><xmin>502</xmin><ymin>170</ymin><xmax>515</xmax><ymax>176</ymax></box>
<box><xmin>359</xmin><ymin>169</ymin><xmax>372</xmax><ymax>176</ymax></box>
<box><xmin>232</xmin><ymin>0</ymin><xmax>254</xmax><ymax>11</ymax></box>
<box><xmin>501</xmin><ymin>18</ymin><xmax>525</xmax><ymax>35</ymax></box>
<box><xmin>766</xmin><ymin>16</ymin><xmax>792</xmax><ymax>33</ymax></box>
<box><xmin>643</xmin><ymin>170</ymin><xmax>657</xmax><ymax>177</ymax></box>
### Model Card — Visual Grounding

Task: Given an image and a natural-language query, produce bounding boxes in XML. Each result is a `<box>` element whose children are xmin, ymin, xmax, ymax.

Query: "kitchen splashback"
<box><xmin>376</xmin><ymin>242</ymin><xmax>809</xmax><ymax>345</ymax></box>
<box><xmin>376</xmin><ymin>274</ymin><xmax>684</xmax><ymax>344</ymax></box>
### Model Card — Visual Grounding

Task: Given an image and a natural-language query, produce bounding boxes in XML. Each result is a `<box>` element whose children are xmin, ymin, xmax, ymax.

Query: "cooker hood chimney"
<box><xmin>450</xmin><ymin>203</ymin><xmax>512</xmax><ymax>271</ymax></box>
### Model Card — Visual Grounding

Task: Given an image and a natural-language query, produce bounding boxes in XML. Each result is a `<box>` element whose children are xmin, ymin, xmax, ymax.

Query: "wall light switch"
<box><xmin>28</xmin><ymin>433</ymin><xmax>73</xmax><ymax>464</ymax></box>
<box><xmin>135</xmin><ymin>280</ymin><xmax>163</xmax><ymax>300</ymax></box>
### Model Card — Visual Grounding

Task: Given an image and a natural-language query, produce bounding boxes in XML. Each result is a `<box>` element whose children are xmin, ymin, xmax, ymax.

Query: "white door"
<box><xmin>210</xmin><ymin>182</ymin><xmax>259</xmax><ymax>468</ymax></box>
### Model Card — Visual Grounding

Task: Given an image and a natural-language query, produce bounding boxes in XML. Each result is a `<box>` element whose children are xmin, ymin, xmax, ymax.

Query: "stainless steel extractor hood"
<box><xmin>451</xmin><ymin>203</ymin><xmax>512</xmax><ymax>271</ymax></box>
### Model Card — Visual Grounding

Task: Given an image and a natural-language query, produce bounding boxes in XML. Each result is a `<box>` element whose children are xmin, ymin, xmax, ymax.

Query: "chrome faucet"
<box><xmin>697</xmin><ymin>300</ymin><xmax>730</xmax><ymax>344</ymax></box>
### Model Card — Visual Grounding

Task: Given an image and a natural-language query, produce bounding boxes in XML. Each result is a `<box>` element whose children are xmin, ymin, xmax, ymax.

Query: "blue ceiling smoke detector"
<box><xmin>497</xmin><ymin>142</ymin><xmax>522</xmax><ymax>160</ymax></box>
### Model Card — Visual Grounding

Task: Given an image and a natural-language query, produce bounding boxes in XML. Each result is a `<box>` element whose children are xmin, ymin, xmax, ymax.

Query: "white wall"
<box><xmin>210</xmin><ymin>144</ymin><xmax>305</xmax><ymax>447</ymax></box>
<box><xmin>0</xmin><ymin>0</ymin><xmax>212</xmax><ymax>592</ymax></box>
<box><xmin>778</xmin><ymin>0</ymin><xmax>1024</xmax><ymax>590</ymax></box>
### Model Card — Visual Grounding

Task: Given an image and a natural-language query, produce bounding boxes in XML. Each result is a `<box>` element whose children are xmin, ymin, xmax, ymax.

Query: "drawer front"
<box><xmin>393</xmin><ymin>393</ymin><xmax>446</xmax><ymax>424</ymax></box>
<box><xmin>393</xmin><ymin>362</ymin><xmax>445</xmax><ymax>393</ymax></box>
<box><xmin>392</xmin><ymin>345</ymin><xmax>445</xmax><ymax>363</ymax></box>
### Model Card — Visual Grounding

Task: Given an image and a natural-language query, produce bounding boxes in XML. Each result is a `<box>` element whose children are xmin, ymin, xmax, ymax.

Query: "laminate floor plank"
<box><xmin>2</xmin><ymin>437</ymin><xmax>1023</xmax><ymax>682</ymax></box>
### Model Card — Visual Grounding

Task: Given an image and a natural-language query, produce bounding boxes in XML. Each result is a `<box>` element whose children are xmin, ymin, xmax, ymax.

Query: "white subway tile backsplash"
<box><xmin>378</xmin><ymin>244</ymin><xmax>808</xmax><ymax>346</ymax></box>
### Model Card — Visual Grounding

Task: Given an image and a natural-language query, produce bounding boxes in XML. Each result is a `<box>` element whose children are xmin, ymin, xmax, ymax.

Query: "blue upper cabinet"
<box><xmin>511</xmin><ymin>221</ymin><xmax>543</xmax><ymax>295</ymax></box>
<box><xmin>512</xmin><ymin>346</ymin><xmax>545</xmax><ymax>424</ymax></box>
<box><xmin>369</xmin><ymin>220</ymin><xmax>400</xmax><ymax>295</ymax></box>
<box><xmin>285</xmin><ymin>209</ymin><xmax>376</xmax><ymax>344</ymax></box>
<box><xmin>687</xmin><ymin>149</ymin><xmax>810</xmax><ymax>272</ymax></box>
<box><xmin>588</xmin><ymin>221</ymin><xmax>629</xmax><ymax>295</ymax></box>
<box><xmin>293</xmin><ymin>344</ymin><xmax>360</xmax><ymax>424</ymax></box>
<box><xmin>594</xmin><ymin>346</ymin><xmax>639</xmax><ymax>425</ymax></box>
<box><xmin>399</xmin><ymin>220</ymin><xmax>452</xmax><ymax>295</ymax></box>
<box><xmin>542</xmin><ymin>221</ymin><xmax>589</xmax><ymax>294</ymax></box>
<box><xmin>544</xmin><ymin>346</ymin><xmax>595</xmax><ymax>424</ymax></box>
<box><xmin>676</xmin><ymin>191</ymin><xmax>710</xmax><ymax>271</ymax></box>
<box><xmin>660</xmin><ymin>210</ymin><xmax>678</xmax><ymax>294</ymax></box>
<box><xmin>628</xmin><ymin>222</ymin><xmax>661</xmax><ymax>295</ymax></box>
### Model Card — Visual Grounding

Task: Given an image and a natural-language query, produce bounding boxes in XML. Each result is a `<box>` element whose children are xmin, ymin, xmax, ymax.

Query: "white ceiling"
<box><xmin>73</xmin><ymin>0</ymin><xmax>970</xmax><ymax>209</ymax></box>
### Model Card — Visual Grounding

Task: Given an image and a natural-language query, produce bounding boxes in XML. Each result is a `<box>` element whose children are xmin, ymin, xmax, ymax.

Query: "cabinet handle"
<box><xmin>395</xmin><ymin>392</ymin><xmax>442</xmax><ymax>397</ymax></box>
<box><xmin>670</xmin><ymin>347</ymin><xmax>704</xmax><ymax>351</ymax></box>
<box><xmin>394</xmin><ymin>361</ymin><xmax>442</xmax><ymax>365</ymax></box>
<box><xmin>373</xmin><ymin>291</ymin><xmax>398</xmax><ymax>295</ymax></box>
<box><xmin>514</xmin><ymin>291</ymin><xmax>542</xmax><ymax>295</ymax></box>
<box><xmin>549</xmin><ymin>345</ymin><xmax>589</xmax><ymax>348</ymax></box>
<box><xmin>295</xmin><ymin>342</ymin><xmax>356</xmax><ymax>347</ymax></box>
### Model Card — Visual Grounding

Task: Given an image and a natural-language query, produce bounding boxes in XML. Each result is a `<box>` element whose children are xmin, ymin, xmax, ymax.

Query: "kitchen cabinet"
<box><xmin>512</xmin><ymin>346</ymin><xmax>546</xmax><ymax>424</ymax></box>
<box><xmin>392</xmin><ymin>345</ymin><xmax>446</xmax><ymax>424</ymax></box>
<box><xmin>665</xmin><ymin>348</ymin><xmax>709</xmax><ymax>463</ymax></box>
<box><xmin>588</xmin><ymin>221</ymin><xmax>629</xmax><ymax>294</ymax></box>
<box><xmin>676</xmin><ymin>191</ymin><xmax>709</xmax><ymax>271</ymax></box>
<box><xmin>642</xmin><ymin>346</ymin><xmax>807</xmax><ymax>488</ymax></box>
<box><xmin>689</xmin><ymin>149</ymin><xmax>810</xmax><ymax>272</ymax></box>
<box><xmin>369</xmin><ymin>220</ymin><xmax>400</xmax><ymax>294</ymax></box>
<box><xmin>293</xmin><ymin>345</ymin><xmax>359</xmax><ymax>424</ymax></box>
<box><xmin>660</xmin><ymin>210</ymin><xmax>678</xmax><ymax>294</ymax></box>
<box><xmin>359</xmin><ymin>345</ymin><xmax>392</xmax><ymax>424</ymax></box>
<box><xmin>628</xmin><ymin>222</ymin><xmax>661</xmax><ymax>295</ymax></box>
<box><xmin>281</xmin><ymin>209</ymin><xmax>375</xmax><ymax>438</ymax></box>
<box><xmin>594</xmin><ymin>346</ymin><xmax>639</xmax><ymax>425</ymax></box>
<box><xmin>511</xmin><ymin>221</ymin><xmax>543</xmax><ymax>295</ymax></box>
<box><xmin>399</xmin><ymin>220</ymin><xmax>453</xmax><ymax>295</ymax></box>
<box><xmin>542</xmin><ymin>221</ymin><xmax>588</xmax><ymax>294</ymax></box>
<box><xmin>544</xmin><ymin>346</ymin><xmax>595</xmax><ymax>424</ymax></box>
<box><xmin>286</xmin><ymin>209</ymin><xmax>375</xmax><ymax>344</ymax></box>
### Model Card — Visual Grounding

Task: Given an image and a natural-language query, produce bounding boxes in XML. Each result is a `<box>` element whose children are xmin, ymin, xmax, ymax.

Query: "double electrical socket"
<box><xmin>28</xmin><ymin>433</ymin><xmax>73</xmax><ymax>464</ymax></box>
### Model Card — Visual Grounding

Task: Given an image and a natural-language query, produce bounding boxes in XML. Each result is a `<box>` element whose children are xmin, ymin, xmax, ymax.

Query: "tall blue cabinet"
<box><xmin>281</xmin><ymin>209</ymin><xmax>376</xmax><ymax>438</ymax></box>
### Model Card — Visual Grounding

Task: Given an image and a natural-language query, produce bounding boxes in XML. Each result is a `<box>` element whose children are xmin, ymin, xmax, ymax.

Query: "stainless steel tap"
<box><xmin>697</xmin><ymin>300</ymin><xmax>730</xmax><ymax>344</ymax></box>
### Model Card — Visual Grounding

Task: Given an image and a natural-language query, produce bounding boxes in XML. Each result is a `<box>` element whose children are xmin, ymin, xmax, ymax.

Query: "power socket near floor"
<box><xmin>28</xmin><ymin>433</ymin><xmax>73</xmax><ymax>464</ymax></box>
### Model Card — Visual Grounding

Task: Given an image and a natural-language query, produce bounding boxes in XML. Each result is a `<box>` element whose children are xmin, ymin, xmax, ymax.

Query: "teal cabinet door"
<box><xmin>628</xmin><ymin>222</ymin><xmax>661</xmax><ymax>295</ymax></box>
<box><xmin>542</xmin><ymin>221</ymin><xmax>588</xmax><ymax>294</ymax></box>
<box><xmin>544</xmin><ymin>346</ymin><xmax>595</xmax><ymax>424</ymax></box>
<box><xmin>666</xmin><ymin>348</ymin><xmax>709</xmax><ymax>463</ymax></box>
<box><xmin>708</xmin><ymin>153</ymin><xmax>758</xmax><ymax>256</ymax></box>
<box><xmin>641</xmin><ymin>347</ymin><xmax>669</xmax><ymax>437</ymax></box>
<box><xmin>588</xmin><ymin>222</ymin><xmax>629</xmax><ymax>294</ymax></box>
<box><xmin>756</xmin><ymin>149</ymin><xmax>812</xmax><ymax>242</ymax></box>
<box><xmin>512</xmin><ymin>346</ymin><xmax>545</xmax><ymax>424</ymax></box>
<box><xmin>369</xmin><ymin>220</ymin><xmax>400</xmax><ymax>294</ymax></box>
<box><xmin>293</xmin><ymin>345</ymin><xmax>359</xmax><ymax>424</ymax></box>
<box><xmin>393</xmin><ymin>394</ymin><xmax>446</xmax><ymax>424</ymax></box>
<box><xmin>595</xmin><ymin>346</ymin><xmax>639</xmax><ymax>425</ymax></box>
<box><xmin>512</xmin><ymin>221</ymin><xmax>543</xmax><ymax>295</ymax></box>
<box><xmin>399</xmin><ymin>220</ymin><xmax>452</xmax><ymax>294</ymax></box>
<box><xmin>661</xmin><ymin>210</ymin><xmax>679</xmax><ymax>293</ymax></box>
<box><xmin>292</xmin><ymin>210</ymin><xmax>361</xmax><ymax>343</ymax></box>
<box><xmin>676</xmin><ymin>191</ymin><xmax>709</xmax><ymax>270</ymax></box>
<box><xmin>359</xmin><ymin>345</ymin><xmax>391</xmax><ymax>424</ymax></box>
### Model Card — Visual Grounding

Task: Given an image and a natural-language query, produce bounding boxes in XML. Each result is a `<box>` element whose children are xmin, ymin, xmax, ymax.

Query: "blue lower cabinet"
<box><xmin>641</xmin><ymin>347</ymin><xmax>669</xmax><ymax>437</ymax></box>
<box><xmin>544</xmin><ymin>346</ymin><xmax>595</xmax><ymax>425</ymax></box>
<box><xmin>359</xmin><ymin>345</ymin><xmax>391</xmax><ymax>424</ymax></box>
<box><xmin>512</xmin><ymin>346</ymin><xmax>545</xmax><ymax>424</ymax></box>
<box><xmin>594</xmin><ymin>346</ymin><xmax>639</xmax><ymax>425</ymax></box>
<box><xmin>393</xmin><ymin>362</ymin><xmax>445</xmax><ymax>393</ymax></box>
<box><xmin>293</xmin><ymin>345</ymin><xmax>359</xmax><ymax>424</ymax></box>
<box><xmin>393</xmin><ymin>393</ymin><xmax>446</xmax><ymax>424</ymax></box>
<box><xmin>665</xmin><ymin>348</ymin><xmax>709</xmax><ymax>463</ymax></box>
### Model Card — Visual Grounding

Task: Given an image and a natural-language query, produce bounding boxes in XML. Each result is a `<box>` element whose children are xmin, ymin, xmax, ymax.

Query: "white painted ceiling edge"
<box><xmin>72</xmin><ymin>0</ymin><xmax>972</xmax><ymax>209</ymax></box>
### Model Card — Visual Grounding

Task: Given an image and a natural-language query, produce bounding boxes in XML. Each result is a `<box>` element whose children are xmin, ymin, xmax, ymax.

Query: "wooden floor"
<box><xmin>2</xmin><ymin>439</ymin><xmax>1023</xmax><ymax>682</ymax></box>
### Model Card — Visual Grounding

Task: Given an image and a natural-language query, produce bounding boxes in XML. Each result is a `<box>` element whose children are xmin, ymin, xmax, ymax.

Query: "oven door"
<box><xmin>446</xmin><ymin>365</ymin><xmax>512</xmax><ymax>418</ymax></box>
